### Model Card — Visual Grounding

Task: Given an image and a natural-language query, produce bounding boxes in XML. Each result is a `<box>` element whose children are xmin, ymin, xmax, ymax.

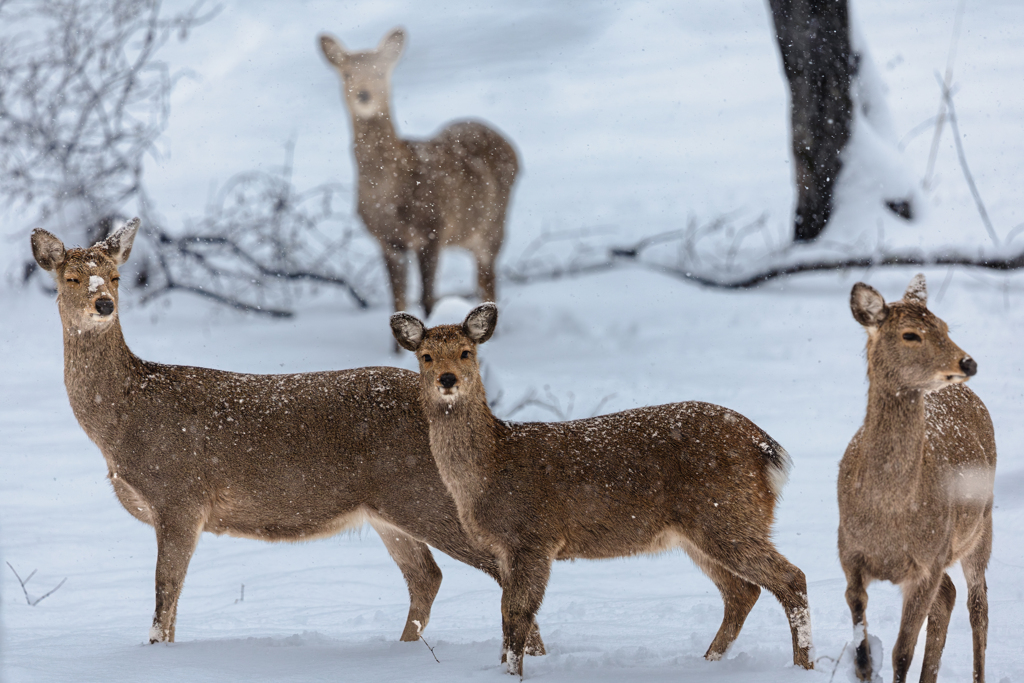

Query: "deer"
<box><xmin>319</xmin><ymin>27</ymin><xmax>517</xmax><ymax>329</ymax></box>
<box><xmin>840</xmin><ymin>274</ymin><xmax>995</xmax><ymax>683</ymax></box>
<box><xmin>391</xmin><ymin>303</ymin><xmax>815</xmax><ymax>677</ymax></box>
<box><xmin>29</xmin><ymin>219</ymin><xmax>545</xmax><ymax>656</ymax></box>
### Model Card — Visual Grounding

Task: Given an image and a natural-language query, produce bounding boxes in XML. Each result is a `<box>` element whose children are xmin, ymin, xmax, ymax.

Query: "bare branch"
<box><xmin>937</xmin><ymin>76</ymin><xmax>999</xmax><ymax>247</ymax></box>
<box><xmin>6</xmin><ymin>561</ymin><xmax>67</xmax><ymax>606</ymax></box>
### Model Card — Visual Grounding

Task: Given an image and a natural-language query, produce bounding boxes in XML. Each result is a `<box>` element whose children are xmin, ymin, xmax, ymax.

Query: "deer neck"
<box><xmin>423</xmin><ymin>390</ymin><xmax>497</xmax><ymax>513</ymax></box>
<box><xmin>859</xmin><ymin>380</ymin><xmax>929</xmax><ymax>487</ymax></box>
<box><xmin>61</xmin><ymin>315</ymin><xmax>139</xmax><ymax>448</ymax></box>
<box><xmin>351</xmin><ymin>113</ymin><xmax>410</xmax><ymax>178</ymax></box>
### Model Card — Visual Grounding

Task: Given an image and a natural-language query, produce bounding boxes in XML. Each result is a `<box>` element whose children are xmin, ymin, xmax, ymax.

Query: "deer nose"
<box><xmin>960</xmin><ymin>357</ymin><xmax>977</xmax><ymax>377</ymax></box>
<box><xmin>439</xmin><ymin>373</ymin><xmax>457</xmax><ymax>389</ymax></box>
<box><xmin>357</xmin><ymin>90</ymin><xmax>370</xmax><ymax>103</ymax></box>
<box><xmin>95</xmin><ymin>298</ymin><xmax>114</xmax><ymax>316</ymax></box>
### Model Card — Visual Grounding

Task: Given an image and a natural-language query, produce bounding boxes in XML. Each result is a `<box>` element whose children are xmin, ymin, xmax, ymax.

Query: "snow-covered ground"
<box><xmin>2</xmin><ymin>1</ymin><xmax>1023</xmax><ymax>681</ymax></box>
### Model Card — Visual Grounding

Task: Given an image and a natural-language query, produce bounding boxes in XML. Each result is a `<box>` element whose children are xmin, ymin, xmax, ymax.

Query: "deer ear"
<box><xmin>31</xmin><ymin>229</ymin><xmax>66</xmax><ymax>273</ymax></box>
<box><xmin>99</xmin><ymin>217</ymin><xmax>139</xmax><ymax>266</ymax></box>
<box><xmin>851</xmin><ymin>283</ymin><xmax>888</xmax><ymax>328</ymax></box>
<box><xmin>378</xmin><ymin>27</ymin><xmax>405</xmax><ymax>65</ymax></box>
<box><xmin>320</xmin><ymin>34</ymin><xmax>347</xmax><ymax>67</ymax></box>
<box><xmin>463</xmin><ymin>303</ymin><xmax>497</xmax><ymax>344</ymax></box>
<box><xmin>903</xmin><ymin>273</ymin><xmax>928</xmax><ymax>306</ymax></box>
<box><xmin>391</xmin><ymin>312</ymin><xmax>425</xmax><ymax>351</ymax></box>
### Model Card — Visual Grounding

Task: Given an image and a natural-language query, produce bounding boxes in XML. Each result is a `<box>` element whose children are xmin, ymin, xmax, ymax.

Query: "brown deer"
<box><xmin>840</xmin><ymin>275</ymin><xmax>995</xmax><ymax>683</ymax></box>
<box><xmin>391</xmin><ymin>303</ymin><xmax>814</xmax><ymax>677</ymax></box>
<box><xmin>29</xmin><ymin>220</ymin><xmax>545</xmax><ymax>655</ymax></box>
<box><xmin>319</xmin><ymin>27</ymin><xmax>517</xmax><ymax>324</ymax></box>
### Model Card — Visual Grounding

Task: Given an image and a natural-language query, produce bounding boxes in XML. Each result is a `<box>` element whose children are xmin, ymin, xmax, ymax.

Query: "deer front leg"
<box><xmin>501</xmin><ymin>550</ymin><xmax>551</xmax><ymax>676</ymax></box>
<box><xmin>416</xmin><ymin>235</ymin><xmax>440</xmax><ymax>318</ymax></box>
<box><xmin>919</xmin><ymin>573</ymin><xmax>956</xmax><ymax>683</ymax></box>
<box><xmin>892</xmin><ymin>572</ymin><xmax>945</xmax><ymax>683</ymax></box>
<box><xmin>150</xmin><ymin>514</ymin><xmax>203</xmax><ymax>643</ymax></box>
<box><xmin>369</xmin><ymin>519</ymin><xmax>443</xmax><ymax>642</ymax></box>
<box><xmin>382</xmin><ymin>242</ymin><xmax>409</xmax><ymax>314</ymax></box>
<box><xmin>475</xmin><ymin>248</ymin><xmax>497</xmax><ymax>305</ymax></box>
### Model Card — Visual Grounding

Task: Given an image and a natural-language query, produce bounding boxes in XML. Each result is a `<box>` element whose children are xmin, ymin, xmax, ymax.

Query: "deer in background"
<box><xmin>841</xmin><ymin>275</ymin><xmax>995</xmax><ymax>683</ymax></box>
<box><xmin>391</xmin><ymin>303</ymin><xmax>814</xmax><ymax>677</ymax></box>
<box><xmin>319</xmin><ymin>27</ymin><xmax>517</xmax><ymax>327</ymax></box>
<box><xmin>30</xmin><ymin>220</ymin><xmax>544</xmax><ymax>655</ymax></box>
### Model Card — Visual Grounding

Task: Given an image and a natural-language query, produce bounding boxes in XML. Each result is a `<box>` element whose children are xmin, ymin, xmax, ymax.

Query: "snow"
<box><xmin>88</xmin><ymin>275</ymin><xmax>105</xmax><ymax>294</ymax></box>
<box><xmin>3</xmin><ymin>1</ymin><xmax>1024</xmax><ymax>682</ymax></box>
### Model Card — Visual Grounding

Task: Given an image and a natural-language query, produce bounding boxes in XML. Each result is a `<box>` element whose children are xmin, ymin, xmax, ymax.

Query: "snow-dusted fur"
<box><xmin>392</xmin><ymin>304</ymin><xmax>814</xmax><ymax>677</ymax></box>
<box><xmin>29</xmin><ymin>223</ymin><xmax>547</xmax><ymax>653</ymax></box>
<box><xmin>319</xmin><ymin>28</ymin><xmax>517</xmax><ymax>323</ymax></box>
<box><xmin>839</xmin><ymin>274</ymin><xmax>995</xmax><ymax>683</ymax></box>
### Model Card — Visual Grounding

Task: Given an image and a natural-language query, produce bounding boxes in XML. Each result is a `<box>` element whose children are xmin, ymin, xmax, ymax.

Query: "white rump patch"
<box><xmin>88</xmin><ymin>275</ymin><xmax>104</xmax><ymax>293</ymax></box>
<box><xmin>765</xmin><ymin>443</ymin><xmax>792</xmax><ymax>499</ymax></box>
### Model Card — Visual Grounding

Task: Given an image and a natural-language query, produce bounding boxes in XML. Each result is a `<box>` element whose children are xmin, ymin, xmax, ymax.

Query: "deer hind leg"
<box><xmin>500</xmin><ymin>549</ymin><xmax>551</xmax><ymax>676</ymax></box>
<box><xmin>369</xmin><ymin>519</ymin><xmax>443</xmax><ymax>642</ymax></box>
<box><xmin>892</xmin><ymin>571</ymin><xmax>946</xmax><ymax>683</ymax></box>
<box><xmin>962</xmin><ymin>523</ymin><xmax>991</xmax><ymax>683</ymax></box>
<box><xmin>150</xmin><ymin>513</ymin><xmax>204</xmax><ymax>643</ymax></box>
<box><xmin>701</xmin><ymin>536</ymin><xmax>813</xmax><ymax>669</ymax></box>
<box><xmin>696</xmin><ymin>557</ymin><xmax>761</xmax><ymax>661</ymax></box>
<box><xmin>919</xmin><ymin>573</ymin><xmax>956</xmax><ymax>683</ymax></box>
<box><xmin>416</xmin><ymin>235</ymin><xmax>441</xmax><ymax>318</ymax></box>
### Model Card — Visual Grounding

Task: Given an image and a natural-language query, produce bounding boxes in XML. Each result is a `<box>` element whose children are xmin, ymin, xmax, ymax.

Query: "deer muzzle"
<box><xmin>94</xmin><ymin>298</ymin><xmax>115</xmax><ymax>317</ymax></box>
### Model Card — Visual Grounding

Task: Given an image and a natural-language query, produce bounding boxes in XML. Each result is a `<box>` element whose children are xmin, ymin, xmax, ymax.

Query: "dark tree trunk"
<box><xmin>769</xmin><ymin>0</ymin><xmax>855</xmax><ymax>242</ymax></box>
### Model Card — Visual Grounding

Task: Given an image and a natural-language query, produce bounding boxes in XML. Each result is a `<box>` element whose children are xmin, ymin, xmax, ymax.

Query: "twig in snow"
<box><xmin>6</xmin><ymin>561</ymin><xmax>67</xmax><ymax>606</ymax></box>
<box><xmin>419</xmin><ymin>635</ymin><xmax>440</xmax><ymax>663</ymax></box>
<box><xmin>826</xmin><ymin>642</ymin><xmax>850</xmax><ymax>683</ymax></box>
<box><xmin>235</xmin><ymin>583</ymin><xmax>245</xmax><ymax>603</ymax></box>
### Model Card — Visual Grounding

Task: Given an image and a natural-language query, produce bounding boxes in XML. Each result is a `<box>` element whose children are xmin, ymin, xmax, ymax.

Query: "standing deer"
<box><xmin>319</xmin><ymin>27</ymin><xmax>517</xmax><ymax>325</ymax></box>
<box><xmin>391</xmin><ymin>303</ymin><xmax>814</xmax><ymax>677</ymax></box>
<box><xmin>30</xmin><ymin>219</ymin><xmax>545</xmax><ymax>655</ymax></box>
<box><xmin>840</xmin><ymin>275</ymin><xmax>995</xmax><ymax>683</ymax></box>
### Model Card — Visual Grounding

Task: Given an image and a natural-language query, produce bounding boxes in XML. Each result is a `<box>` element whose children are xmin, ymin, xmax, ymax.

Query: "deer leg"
<box><xmin>500</xmin><ymin>549</ymin><xmax>551</xmax><ymax>676</ymax></box>
<box><xmin>150</xmin><ymin>514</ymin><xmax>203</xmax><ymax>643</ymax></box>
<box><xmin>416</xmin><ymin>236</ymin><xmax>440</xmax><ymax>318</ymax></box>
<box><xmin>382</xmin><ymin>242</ymin><xmax>409</xmax><ymax>314</ymax></box>
<box><xmin>702</xmin><ymin>538</ymin><xmax>813</xmax><ymax>669</ymax></box>
<box><xmin>919</xmin><ymin>573</ymin><xmax>956</xmax><ymax>683</ymax></box>
<box><xmin>698</xmin><ymin>560</ymin><xmax>761</xmax><ymax>661</ymax></box>
<box><xmin>475</xmin><ymin>248</ymin><xmax>497</xmax><ymax>304</ymax></box>
<box><xmin>892</xmin><ymin>572</ymin><xmax>945</xmax><ymax>683</ymax></box>
<box><xmin>369</xmin><ymin>519</ymin><xmax>443</xmax><ymax>642</ymax></box>
<box><xmin>843</xmin><ymin>566</ymin><xmax>874</xmax><ymax>681</ymax></box>
<box><xmin>962</xmin><ymin>524</ymin><xmax>991</xmax><ymax>683</ymax></box>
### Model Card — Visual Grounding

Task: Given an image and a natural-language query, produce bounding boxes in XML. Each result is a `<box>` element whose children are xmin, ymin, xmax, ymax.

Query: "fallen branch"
<box><xmin>6</xmin><ymin>561</ymin><xmax>67</xmax><ymax>606</ymax></box>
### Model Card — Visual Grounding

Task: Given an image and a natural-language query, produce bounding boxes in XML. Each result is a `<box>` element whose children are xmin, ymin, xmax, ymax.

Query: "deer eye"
<box><xmin>66</xmin><ymin>278</ymin><xmax>80</xmax><ymax>283</ymax></box>
<box><xmin>111</xmin><ymin>276</ymin><xmax>120</xmax><ymax>282</ymax></box>
<box><xmin>461</xmin><ymin>350</ymin><xmax>470</xmax><ymax>359</ymax></box>
<box><xmin>903</xmin><ymin>332</ymin><xmax>922</xmax><ymax>342</ymax></box>
<box><xmin>421</xmin><ymin>354</ymin><xmax>432</xmax><ymax>363</ymax></box>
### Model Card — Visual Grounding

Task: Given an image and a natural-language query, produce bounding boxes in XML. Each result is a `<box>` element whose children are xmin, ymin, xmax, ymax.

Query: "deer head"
<box><xmin>391</xmin><ymin>303</ymin><xmax>497</xmax><ymax>405</ymax></box>
<box><xmin>319</xmin><ymin>28</ymin><xmax>406</xmax><ymax>120</ymax></box>
<box><xmin>851</xmin><ymin>274</ymin><xmax>976</xmax><ymax>394</ymax></box>
<box><xmin>31</xmin><ymin>218</ymin><xmax>138</xmax><ymax>331</ymax></box>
